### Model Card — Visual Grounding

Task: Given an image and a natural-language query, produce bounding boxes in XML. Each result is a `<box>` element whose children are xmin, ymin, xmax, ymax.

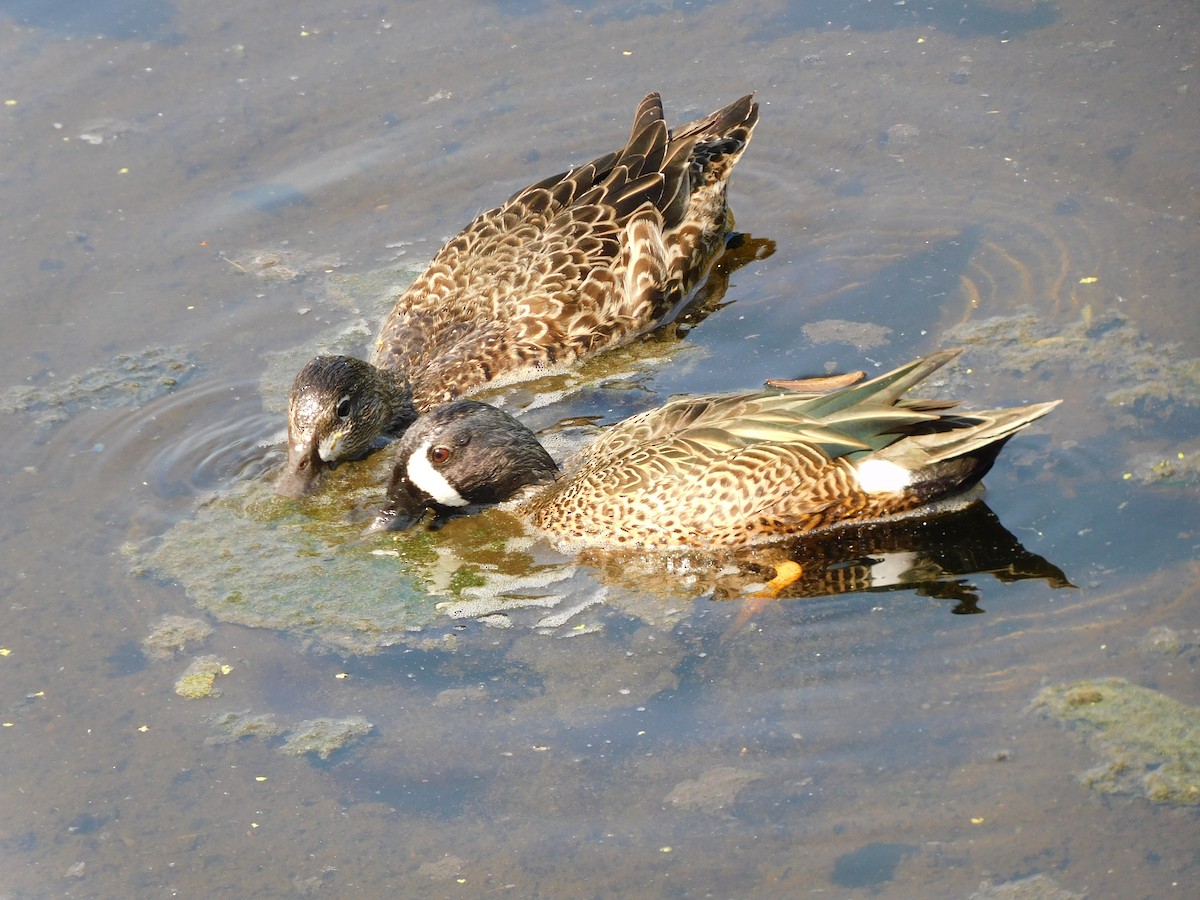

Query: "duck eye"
<box><xmin>430</xmin><ymin>446</ymin><xmax>452</xmax><ymax>465</ymax></box>
<box><xmin>335</xmin><ymin>395</ymin><xmax>353</xmax><ymax>418</ymax></box>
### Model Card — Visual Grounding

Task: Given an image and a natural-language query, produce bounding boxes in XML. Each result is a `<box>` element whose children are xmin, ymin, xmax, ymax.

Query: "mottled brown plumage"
<box><xmin>373</xmin><ymin>349</ymin><xmax>1060</xmax><ymax>550</ymax></box>
<box><xmin>278</xmin><ymin>92</ymin><xmax>759</xmax><ymax>497</ymax></box>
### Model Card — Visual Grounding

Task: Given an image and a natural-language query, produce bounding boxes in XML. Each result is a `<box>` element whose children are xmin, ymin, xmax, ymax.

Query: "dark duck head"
<box><xmin>276</xmin><ymin>355</ymin><xmax>416</xmax><ymax>498</ymax></box>
<box><xmin>370</xmin><ymin>400</ymin><xmax>558</xmax><ymax>531</ymax></box>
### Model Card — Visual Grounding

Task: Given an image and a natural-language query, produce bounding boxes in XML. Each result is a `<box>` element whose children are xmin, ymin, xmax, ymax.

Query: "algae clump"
<box><xmin>1</xmin><ymin>346</ymin><xmax>197</xmax><ymax>428</ymax></box>
<box><xmin>208</xmin><ymin>710</ymin><xmax>371</xmax><ymax>761</ymax></box>
<box><xmin>208</xmin><ymin>711</ymin><xmax>286</xmax><ymax>745</ymax></box>
<box><xmin>1031</xmin><ymin>677</ymin><xmax>1200</xmax><ymax>805</ymax></box>
<box><xmin>281</xmin><ymin>716</ymin><xmax>373</xmax><ymax>759</ymax></box>
<box><xmin>136</xmin><ymin>471</ymin><xmax>445</xmax><ymax>653</ymax></box>
<box><xmin>142</xmin><ymin>615</ymin><xmax>213</xmax><ymax>661</ymax></box>
<box><xmin>174</xmin><ymin>655</ymin><xmax>232</xmax><ymax>699</ymax></box>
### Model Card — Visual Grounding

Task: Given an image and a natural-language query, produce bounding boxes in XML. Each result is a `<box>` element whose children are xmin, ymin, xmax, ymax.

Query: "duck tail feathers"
<box><xmin>672</xmin><ymin>94</ymin><xmax>759</xmax><ymax>144</ymax></box>
<box><xmin>882</xmin><ymin>399</ymin><xmax>1061</xmax><ymax>497</ymax></box>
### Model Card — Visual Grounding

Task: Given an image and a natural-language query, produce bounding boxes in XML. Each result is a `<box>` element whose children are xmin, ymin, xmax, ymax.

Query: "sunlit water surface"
<box><xmin>1</xmin><ymin>1</ymin><xmax>1197</xmax><ymax>896</ymax></box>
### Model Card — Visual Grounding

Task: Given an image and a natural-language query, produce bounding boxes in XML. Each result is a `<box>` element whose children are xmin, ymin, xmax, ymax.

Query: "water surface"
<box><xmin>2</xmin><ymin>0</ymin><xmax>1198</xmax><ymax>896</ymax></box>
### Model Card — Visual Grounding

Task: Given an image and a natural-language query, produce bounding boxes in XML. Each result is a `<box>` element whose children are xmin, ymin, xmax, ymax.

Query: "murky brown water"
<box><xmin>2</xmin><ymin>1</ymin><xmax>1198</xmax><ymax>896</ymax></box>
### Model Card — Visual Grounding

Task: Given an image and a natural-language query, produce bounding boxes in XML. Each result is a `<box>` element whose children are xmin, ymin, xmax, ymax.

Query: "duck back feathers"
<box><xmin>371</xmin><ymin>93</ymin><xmax>759</xmax><ymax>410</ymax></box>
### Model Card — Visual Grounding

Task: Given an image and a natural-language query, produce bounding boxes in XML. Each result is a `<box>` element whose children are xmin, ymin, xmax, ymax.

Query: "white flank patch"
<box><xmin>406</xmin><ymin>441</ymin><xmax>469</xmax><ymax>506</ymax></box>
<box><xmin>854</xmin><ymin>458</ymin><xmax>912</xmax><ymax>493</ymax></box>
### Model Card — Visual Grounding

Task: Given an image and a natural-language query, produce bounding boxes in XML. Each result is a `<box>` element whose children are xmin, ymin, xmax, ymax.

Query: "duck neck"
<box><xmin>374</xmin><ymin>365</ymin><xmax>418</xmax><ymax>437</ymax></box>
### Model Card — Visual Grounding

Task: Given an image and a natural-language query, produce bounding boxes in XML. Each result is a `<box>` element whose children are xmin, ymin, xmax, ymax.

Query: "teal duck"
<box><xmin>279</xmin><ymin>92</ymin><xmax>759</xmax><ymax>497</ymax></box>
<box><xmin>371</xmin><ymin>349</ymin><xmax>1059</xmax><ymax>550</ymax></box>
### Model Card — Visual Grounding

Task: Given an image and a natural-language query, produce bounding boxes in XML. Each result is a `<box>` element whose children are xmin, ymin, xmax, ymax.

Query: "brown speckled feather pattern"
<box><xmin>519</xmin><ymin>352</ymin><xmax>1059</xmax><ymax>549</ymax></box>
<box><xmin>370</xmin><ymin>93</ymin><xmax>758</xmax><ymax>409</ymax></box>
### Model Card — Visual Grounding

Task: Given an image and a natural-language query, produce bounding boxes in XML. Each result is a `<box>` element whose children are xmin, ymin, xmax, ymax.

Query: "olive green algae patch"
<box><xmin>943</xmin><ymin>309</ymin><xmax>1200</xmax><ymax>487</ymax></box>
<box><xmin>970</xmin><ymin>874</ymin><xmax>1084</xmax><ymax>900</ymax></box>
<box><xmin>1031</xmin><ymin>678</ymin><xmax>1200</xmax><ymax>805</ymax></box>
<box><xmin>665</xmin><ymin>766</ymin><xmax>763</xmax><ymax>813</ymax></box>
<box><xmin>174</xmin><ymin>655</ymin><xmax>232</xmax><ymax>699</ymax></box>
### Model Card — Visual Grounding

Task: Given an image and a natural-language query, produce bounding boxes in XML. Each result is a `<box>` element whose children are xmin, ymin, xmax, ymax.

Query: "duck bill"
<box><xmin>366</xmin><ymin>476</ymin><xmax>433</xmax><ymax>533</ymax></box>
<box><xmin>366</xmin><ymin>501</ymin><xmax>427</xmax><ymax>534</ymax></box>
<box><xmin>275</xmin><ymin>439</ymin><xmax>325</xmax><ymax>498</ymax></box>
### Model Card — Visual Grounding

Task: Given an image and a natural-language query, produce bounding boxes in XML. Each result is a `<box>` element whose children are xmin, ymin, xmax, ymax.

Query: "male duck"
<box><xmin>279</xmin><ymin>92</ymin><xmax>759</xmax><ymax>497</ymax></box>
<box><xmin>371</xmin><ymin>349</ymin><xmax>1059</xmax><ymax>549</ymax></box>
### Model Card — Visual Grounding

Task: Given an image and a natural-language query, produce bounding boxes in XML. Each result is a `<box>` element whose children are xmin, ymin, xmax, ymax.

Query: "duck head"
<box><xmin>370</xmin><ymin>400</ymin><xmax>558</xmax><ymax>531</ymax></box>
<box><xmin>277</xmin><ymin>355</ymin><xmax>417</xmax><ymax>497</ymax></box>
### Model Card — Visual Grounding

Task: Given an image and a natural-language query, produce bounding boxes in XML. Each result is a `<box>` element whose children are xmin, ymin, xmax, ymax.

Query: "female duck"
<box><xmin>279</xmin><ymin>92</ymin><xmax>759</xmax><ymax>497</ymax></box>
<box><xmin>371</xmin><ymin>349</ymin><xmax>1059</xmax><ymax>549</ymax></box>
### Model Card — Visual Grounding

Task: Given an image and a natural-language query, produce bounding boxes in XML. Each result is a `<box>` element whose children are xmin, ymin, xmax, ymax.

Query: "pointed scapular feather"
<box><xmin>638</xmin><ymin>123</ymin><xmax>668</xmax><ymax>176</ymax></box>
<box><xmin>795</xmin><ymin>349</ymin><xmax>963</xmax><ymax>420</ymax></box>
<box><xmin>679</xmin><ymin>420</ymin><xmax>873</xmax><ymax>457</ymax></box>
<box><xmin>816</xmin><ymin>404</ymin><xmax>947</xmax><ymax>447</ymax></box>
<box><xmin>657</xmin><ymin>139</ymin><xmax>698</xmax><ymax>228</ymax></box>
<box><xmin>619</xmin><ymin>118</ymin><xmax>668</xmax><ymax>175</ymax></box>
<box><xmin>629</xmin><ymin>92</ymin><xmax>665</xmax><ymax>136</ymax></box>
<box><xmin>609</xmin><ymin>173</ymin><xmax>668</xmax><ymax>216</ymax></box>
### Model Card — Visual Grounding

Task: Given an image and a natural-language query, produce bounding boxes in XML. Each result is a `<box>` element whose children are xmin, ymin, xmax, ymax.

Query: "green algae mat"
<box><xmin>130</xmin><ymin>467</ymin><xmax>581</xmax><ymax>654</ymax></box>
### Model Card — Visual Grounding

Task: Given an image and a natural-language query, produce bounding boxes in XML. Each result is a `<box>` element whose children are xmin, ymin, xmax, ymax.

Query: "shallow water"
<box><xmin>2</xmin><ymin>0</ymin><xmax>1198</xmax><ymax>896</ymax></box>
